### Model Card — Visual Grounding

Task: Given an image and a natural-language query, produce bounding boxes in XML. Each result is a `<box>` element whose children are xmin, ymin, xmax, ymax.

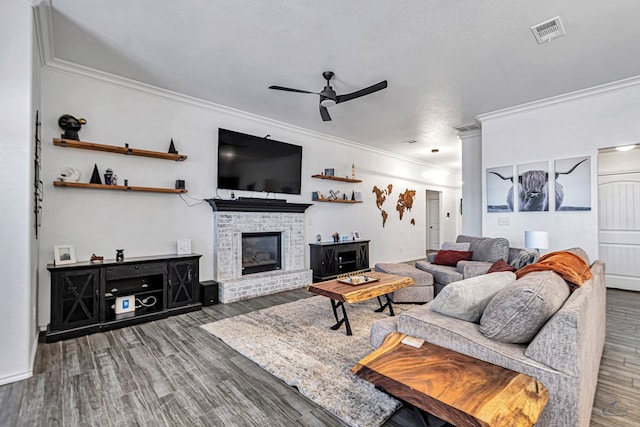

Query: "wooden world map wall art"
<box><xmin>372</xmin><ymin>185</ymin><xmax>416</xmax><ymax>227</ymax></box>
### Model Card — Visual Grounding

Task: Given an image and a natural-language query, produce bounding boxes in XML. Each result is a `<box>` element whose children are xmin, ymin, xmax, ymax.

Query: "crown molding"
<box><xmin>457</xmin><ymin>129</ymin><xmax>481</xmax><ymax>141</ymax></box>
<box><xmin>477</xmin><ymin>74</ymin><xmax>640</xmax><ymax>122</ymax></box>
<box><xmin>32</xmin><ymin>0</ymin><xmax>54</xmax><ymax>67</ymax></box>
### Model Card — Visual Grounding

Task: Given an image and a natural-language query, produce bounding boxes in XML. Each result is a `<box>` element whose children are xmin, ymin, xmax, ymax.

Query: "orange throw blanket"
<box><xmin>516</xmin><ymin>251</ymin><xmax>592</xmax><ymax>290</ymax></box>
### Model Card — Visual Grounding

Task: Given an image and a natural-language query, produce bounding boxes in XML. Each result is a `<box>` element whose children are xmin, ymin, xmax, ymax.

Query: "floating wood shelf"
<box><xmin>54</xmin><ymin>181</ymin><xmax>187</xmax><ymax>194</ymax></box>
<box><xmin>53</xmin><ymin>138</ymin><xmax>187</xmax><ymax>161</ymax></box>
<box><xmin>312</xmin><ymin>198</ymin><xmax>362</xmax><ymax>204</ymax></box>
<box><xmin>311</xmin><ymin>174</ymin><xmax>362</xmax><ymax>183</ymax></box>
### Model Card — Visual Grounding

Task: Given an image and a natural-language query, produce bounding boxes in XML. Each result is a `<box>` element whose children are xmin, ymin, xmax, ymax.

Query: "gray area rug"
<box><xmin>201</xmin><ymin>296</ymin><xmax>418</xmax><ymax>427</ymax></box>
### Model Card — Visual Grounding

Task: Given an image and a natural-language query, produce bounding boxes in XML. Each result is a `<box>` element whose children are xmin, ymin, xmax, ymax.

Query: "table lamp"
<box><xmin>524</xmin><ymin>231</ymin><xmax>549</xmax><ymax>253</ymax></box>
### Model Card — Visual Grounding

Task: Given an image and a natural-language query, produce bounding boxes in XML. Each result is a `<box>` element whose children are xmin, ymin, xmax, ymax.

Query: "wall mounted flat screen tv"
<box><xmin>217</xmin><ymin>128</ymin><xmax>303</xmax><ymax>195</ymax></box>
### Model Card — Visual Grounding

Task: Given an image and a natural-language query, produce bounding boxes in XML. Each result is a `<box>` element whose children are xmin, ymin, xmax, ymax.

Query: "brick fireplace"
<box><xmin>206</xmin><ymin>199</ymin><xmax>312</xmax><ymax>303</ymax></box>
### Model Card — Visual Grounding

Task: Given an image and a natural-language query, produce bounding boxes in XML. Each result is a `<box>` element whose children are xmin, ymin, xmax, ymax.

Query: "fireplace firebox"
<box><xmin>242</xmin><ymin>232</ymin><xmax>282</xmax><ymax>275</ymax></box>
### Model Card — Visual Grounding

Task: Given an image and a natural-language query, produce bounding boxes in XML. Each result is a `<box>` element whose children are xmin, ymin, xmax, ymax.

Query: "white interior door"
<box><xmin>426</xmin><ymin>191</ymin><xmax>441</xmax><ymax>250</ymax></box>
<box><xmin>598</xmin><ymin>149</ymin><xmax>640</xmax><ymax>291</ymax></box>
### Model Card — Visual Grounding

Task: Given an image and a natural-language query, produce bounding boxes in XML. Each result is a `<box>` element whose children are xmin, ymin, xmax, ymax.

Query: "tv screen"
<box><xmin>217</xmin><ymin>128</ymin><xmax>303</xmax><ymax>195</ymax></box>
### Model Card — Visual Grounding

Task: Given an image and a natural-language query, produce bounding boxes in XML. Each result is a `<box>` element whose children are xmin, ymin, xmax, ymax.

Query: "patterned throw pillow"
<box><xmin>487</xmin><ymin>259</ymin><xmax>516</xmax><ymax>273</ymax></box>
<box><xmin>433</xmin><ymin>250</ymin><xmax>473</xmax><ymax>267</ymax></box>
<box><xmin>509</xmin><ymin>250</ymin><xmax>540</xmax><ymax>269</ymax></box>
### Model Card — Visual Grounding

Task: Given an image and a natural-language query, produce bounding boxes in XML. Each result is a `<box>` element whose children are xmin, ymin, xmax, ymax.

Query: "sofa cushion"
<box><xmin>433</xmin><ymin>250</ymin><xmax>473</xmax><ymax>266</ymax></box>
<box><xmin>456</xmin><ymin>235</ymin><xmax>509</xmax><ymax>262</ymax></box>
<box><xmin>486</xmin><ymin>259</ymin><xmax>516</xmax><ymax>273</ymax></box>
<box><xmin>479</xmin><ymin>271</ymin><xmax>570</xmax><ymax>343</ymax></box>
<box><xmin>415</xmin><ymin>261</ymin><xmax>463</xmax><ymax>286</ymax></box>
<box><xmin>441</xmin><ymin>241</ymin><xmax>471</xmax><ymax>251</ymax></box>
<box><xmin>429</xmin><ymin>271</ymin><xmax>516</xmax><ymax>322</ymax></box>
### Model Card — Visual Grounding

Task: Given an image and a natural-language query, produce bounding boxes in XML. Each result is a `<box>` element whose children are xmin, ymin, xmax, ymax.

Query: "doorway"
<box><xmin>598</xmin><ymin>146</ymin><xmax>640</xmax><ymax>291</ymax></box>
<box><xmin>426</xmin><ymin>190</ymin><xmax>442</xmax><ymax>252</ymax></box>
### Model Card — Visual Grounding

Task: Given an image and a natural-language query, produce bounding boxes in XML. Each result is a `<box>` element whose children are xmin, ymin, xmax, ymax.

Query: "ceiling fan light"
<box><xmin>320</xmin><ymin>98</ymin><xmax>336</xmax><ymax>108</ymax></box>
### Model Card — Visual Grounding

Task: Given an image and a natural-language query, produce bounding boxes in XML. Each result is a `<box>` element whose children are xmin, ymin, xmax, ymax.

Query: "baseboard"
<box><xmin>0</xmin><ymin>368</ymin><xmax>33</xmax><ymax>386</ymax></box>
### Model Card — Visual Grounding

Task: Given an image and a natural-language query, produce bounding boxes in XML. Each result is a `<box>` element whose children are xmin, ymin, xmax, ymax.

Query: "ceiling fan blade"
<box><xmin>269</xmin><ymin>85</ymin><xmax>317</xmax><ymax>95</ymax></box>
<box><xmin>336</xmin><ymin>80</ymin><xmax>388</xmax><ymax>104</ymax></box>
<box><xmin>319</xmin><ymin>105</ymin><xmax>332</xmax><ymax>121</ymax></box>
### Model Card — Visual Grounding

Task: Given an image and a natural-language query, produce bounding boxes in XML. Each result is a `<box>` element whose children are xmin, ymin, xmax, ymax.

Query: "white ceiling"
<box><xmin>42</xmin><ymin>0</ymin><xmax>640</xmax><ymax>170</ymax></box>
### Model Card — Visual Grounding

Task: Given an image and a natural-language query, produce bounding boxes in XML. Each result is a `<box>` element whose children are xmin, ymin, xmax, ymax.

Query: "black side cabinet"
<box><xmin>47</xmin><ymin>253</ymin><xmax>201</xmax><ymax>342</ymax></box>
<box><xmin>309</xmin><ymin>240</ymin><xmax>370</xmax><ymax>282</ymax></box>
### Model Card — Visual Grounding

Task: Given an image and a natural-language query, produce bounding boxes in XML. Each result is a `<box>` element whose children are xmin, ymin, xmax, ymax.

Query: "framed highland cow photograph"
<box><xmin>554</xmin><ymin>156</ymin><xmax>591</xmax><ymax>211</ymax></box>
<box><xmin>486</xmin><ymin>165</ymin><xmax>514</xmax><ymax>213</ymax></box>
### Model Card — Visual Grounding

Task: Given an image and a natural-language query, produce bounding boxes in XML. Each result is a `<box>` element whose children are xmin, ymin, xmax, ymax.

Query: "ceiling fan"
<box><xmin>269</xmin><ymin>71</ymin><xmax>388</xmax><ymax>122</ymax></box>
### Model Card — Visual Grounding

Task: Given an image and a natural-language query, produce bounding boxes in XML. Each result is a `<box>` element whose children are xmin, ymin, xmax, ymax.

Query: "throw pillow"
<box><xmin>509</xmin><ymin>250</ymin><xmax>540</xmax><ymax>269</ymax></box>
<box><xmin>487</xmin><ymin>259</ymin><xmax>516</xmax><ymax>273</ymax></box>
<box><xmin>441</xmin><ymin>241</ymin><xmax>471</xmax><ymax>251</ymax></box>
<box><xmin>429</xmin><ymin>271</ymin><xmax>517</xmax><ymax>322</ymax></box>
<box><xmin>433</xmin><ymin>250</ymin><xmax>473</xmax><ymax>267</ymax></box>
<box><xmin>479</xmin><ymin>271</ymin><xmax>570</xmax><ymax>344</ymax></box>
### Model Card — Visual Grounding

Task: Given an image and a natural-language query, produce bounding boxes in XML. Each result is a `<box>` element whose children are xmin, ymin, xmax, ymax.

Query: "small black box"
<box><xmin>200</xmin><ymin>280</ymin><xmax>219</xmax><ymax>306</ymax></box>
<box><xmin>175</xmin><ymin>180</ymin><xmax>185</xmax><ymax>190</ymax></box>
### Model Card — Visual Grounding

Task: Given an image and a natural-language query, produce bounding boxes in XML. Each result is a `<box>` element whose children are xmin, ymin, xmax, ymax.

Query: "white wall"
<box><xmin>38</xmin><ymin>68</ymin><xmax>460</xmax><ymax>326</ymax></box>
<box><xmin>461</xmin><ymin>130</ymin><xmax>482</xmax><ymax>235</ymax></box>
<box><xmin>0</xmin><ymin>0</ymin><xmax>38</xmax><ymax>385</ymax></box>
<box><xmin>478</xmin><ymin>77</ymin><xmax>640</xmax><ymax>262</ymax></box>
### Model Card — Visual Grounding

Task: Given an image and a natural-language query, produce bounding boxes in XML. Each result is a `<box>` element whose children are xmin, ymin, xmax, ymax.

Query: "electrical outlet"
<box><xmin>498</xmin><ymin>217</ymin><xmax>510</xmax><ymax>226</ymax></box>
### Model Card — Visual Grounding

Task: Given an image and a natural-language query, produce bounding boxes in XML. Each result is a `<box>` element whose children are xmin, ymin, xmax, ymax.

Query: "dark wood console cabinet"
<box><xmin>309</xmin><ymin>240</ymin><xmax>370</xmax><ymax>282</ymax></box>
<box><xmin>46</xmin><ymin>253</ymin><xmax>201</xmax><ymax>342</ymax></box>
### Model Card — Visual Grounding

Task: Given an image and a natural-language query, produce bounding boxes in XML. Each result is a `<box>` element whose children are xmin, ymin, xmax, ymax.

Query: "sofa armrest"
<box><xmin>457</xmin><ymin>260</ymin><xmax>491</xmax><ymax>278</ymax></box>
<box><xmin>427</xmin><ymin>253</ymin><xmax>436</xmax><ymax>263</ymax></box>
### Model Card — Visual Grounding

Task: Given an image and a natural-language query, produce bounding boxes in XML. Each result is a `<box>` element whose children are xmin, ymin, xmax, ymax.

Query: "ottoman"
<box><xmin>374</xmin><ymin>263</ymin><xmax>434</xmax><ymax>303</ymax></box>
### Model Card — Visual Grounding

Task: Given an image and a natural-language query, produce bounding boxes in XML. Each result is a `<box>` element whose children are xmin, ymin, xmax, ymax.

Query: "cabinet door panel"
<box><xmin>51</xmin><ymin>269</ymin><xmax>100</xmax><ymax>331</ymax></box>
<box><xmin>168</xmin><ymin>260</ymin><xmax>199</xmax><ymax>308</ymax></box>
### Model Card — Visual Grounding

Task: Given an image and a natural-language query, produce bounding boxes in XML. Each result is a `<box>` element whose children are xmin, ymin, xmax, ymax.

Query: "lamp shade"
<box><xmin>525</xmin><ymin>231</ymin><xmax>549</xmax><ymax>250</ymax></box>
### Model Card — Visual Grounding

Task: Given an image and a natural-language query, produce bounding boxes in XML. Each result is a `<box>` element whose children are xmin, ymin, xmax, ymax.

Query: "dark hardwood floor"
<box><xmin>0</xmin><ymin>288</ymin><xmax>638</xmax><ymax>426</ymax></box>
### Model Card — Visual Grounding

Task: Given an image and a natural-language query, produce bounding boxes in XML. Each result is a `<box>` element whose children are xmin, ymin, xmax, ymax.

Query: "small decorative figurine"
<box><xmin>104</xmin><ymin>168</ymin><xmax>113</xmax><ymax>185</ymax></box>
<box><xmin>58</xmin><ymin>114</ymin><xmax>86</xmax><ymax>140</ymax></box>
<box><xmin>59</xmin><ymin>167</ymin><xmax>81</xmax><ymax>182</ymax></box>
<box><xmin>115</xmin><ymin>249</ymin><xmax>124</xmax><ymax>262</ymax></box>
<box><xmin>168</xmin><ymin>138</ymin><xmax>178</xmax><ymax>154</ymax></box>
<box><xmin>90</xmin><ymin>254</ymin><xmax>104</xmax><ymax>263</ymax></box>
<box><xmin>111</xmin><ymin>174</ymin><xmax>118</xmax><ymax>185</ymax></box>
<box><xmin>90</xmin><ymin>163</ymin><xmax>102</xmax><ymax>184</ymax></box>
<box><xmin>316</xmin><ymin>234</ymin><xmax>321</xmax><ymax>243</ymax></box>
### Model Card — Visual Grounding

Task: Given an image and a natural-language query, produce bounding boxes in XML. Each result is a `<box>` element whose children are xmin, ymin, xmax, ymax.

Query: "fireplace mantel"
<box><xmin>206</xmin><ymin>198</ymin><xmax>312</xmax><ymax>213</ymax></box>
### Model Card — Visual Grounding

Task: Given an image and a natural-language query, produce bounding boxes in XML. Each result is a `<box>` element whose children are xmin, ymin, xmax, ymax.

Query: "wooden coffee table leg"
<box><xmin>374</xmin><ymin>294</ymin><xmax>395</xmax><ymax>316</ymax></box>
<box><xmin>330</xmin><ymin>299</ymin><xmax>353</xmax><ymax>336</ymax></box>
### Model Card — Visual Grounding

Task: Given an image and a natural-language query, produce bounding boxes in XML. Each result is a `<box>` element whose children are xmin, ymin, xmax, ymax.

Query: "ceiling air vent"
<box><xmin>531</xmin><ymin>16</ymin><xmax>566</xmax><ymax>44</ymax></box>
<box><xmin>453</xmin><ymin>122</ymin><xmax>481</xmax><ymax>133</ymax></box>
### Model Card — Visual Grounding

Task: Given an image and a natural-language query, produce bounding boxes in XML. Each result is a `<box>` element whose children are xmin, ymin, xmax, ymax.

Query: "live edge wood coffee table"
<box><xmin>307</xmin><ymin>272</ymin><xmax>414</xmax><ymax>336</ymax></box>
<box><xmin>352</xmin><ymin>332</ymin><xmax>549</xmax><ymax>427</ymax></box>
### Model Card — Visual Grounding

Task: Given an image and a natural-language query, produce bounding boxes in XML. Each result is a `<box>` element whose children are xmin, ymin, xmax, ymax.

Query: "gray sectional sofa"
<box><xmin>416</xmin><ymin>235</ymin><xmax>527</xmax><ymax>295</ymax></box>
<box><xmin>370</xmin><ymin>250</ymin><xmax>605</xmax><ymax>427</ymax></box>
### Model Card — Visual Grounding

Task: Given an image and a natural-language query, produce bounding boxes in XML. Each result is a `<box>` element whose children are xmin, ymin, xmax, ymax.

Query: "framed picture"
<box><xmin>517</xmin><ymin>161</ymin><xmax>549</xmax><ymax>212</ymax></box>
<box><xmin>54</xmin><ymin>244</ymin><xmax>76</xmax><ymax>265</ymax></box>
<box><xmin>324</xmin><ymin>168</ymin><xmax>335</xmax><ymax>177</ymax></box>
<box><xmin>353</xmin><ymin>231</ymin><xmax>361</xmax><ymax>240</ymax></box>
<box><xmin>177</xmin><ymin>239</ymin><xmax>192</xmax><ymax>255</ymax></box>
<box><xmin>353</xmin><ymin>191</ymin><xmax>362</xmax><ymax>201</ymax></box>
<box><xmin>486</xmin><ymin>165</ymin><xmax>514</xmax><ymax>213</ymax></box>
<box><xmin>554</xmin><ymin>156</ymin><xmax>591</xmax><ymax>211</ymax></box>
